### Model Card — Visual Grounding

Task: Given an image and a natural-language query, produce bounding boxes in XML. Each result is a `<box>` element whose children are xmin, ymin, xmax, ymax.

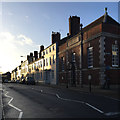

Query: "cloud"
<box><xmin>0</xmin><ymin>32</ymin><xmax>38</xmax><ymax>73</ymax></box>
<box><xmin>17</xmin><ymin>34</ymin><xmax>33</xmax><ymax>45</ymax></box>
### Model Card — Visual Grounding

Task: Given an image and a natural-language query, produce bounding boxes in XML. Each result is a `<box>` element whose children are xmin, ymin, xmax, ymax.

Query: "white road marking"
<box><xmin>56</xmin><ymin>93</ymin><xmax>103</xmax><ymax>114</ymax></box>
<box><xmin>56</xmin><ymin>94</ymin><xmax>84</xmax><ymax>104</ymax></box>
<box><xmin>30</xmin><ymin>88</ymin><xmax>120</xmax><ymax>116</ymax></box>
<box><xmin>4</xmin><ymin>90</ymin><xmax>23</xmax><ymax>120</ymax></box>
<box><xmin>85</xmin><ymin>102</ymin><xmax>104</xmax><ymax>113</ymax></box>
<box><xmin>104</xmin><ymin>112</ymin><xmax>120</xmax><ymax>116</ymax></box>
<box><xmin>34</xmin><ymin>89</ymin><xmax>105</xmax><ymax>114</ymax></box>
<box><xmin>18</xmin><ymin>112</ymin><xmax>23</xmax><ymax>120</ymax></box>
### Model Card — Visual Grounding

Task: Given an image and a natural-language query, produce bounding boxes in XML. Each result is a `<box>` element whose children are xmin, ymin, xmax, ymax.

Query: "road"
<box><xmin>1</xmin><ymin>83</ymin><xmax>120</xmax><ymax>119</ymax></box>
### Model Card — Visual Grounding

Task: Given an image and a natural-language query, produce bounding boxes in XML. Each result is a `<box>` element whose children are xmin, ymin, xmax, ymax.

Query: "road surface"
<box><xmin>2</xmin><ymin>83</ymin><xmax>120</xmax><ymax>119</ymax></box>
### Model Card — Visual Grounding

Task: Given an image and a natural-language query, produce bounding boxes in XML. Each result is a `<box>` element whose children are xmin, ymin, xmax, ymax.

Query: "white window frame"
<box><xmin>112</xmin><ymin>44</ymin><xmax>119</xmax><ymax>67</ymax></box>
<box><xmin>87</xmin><ymin>47</ymin><xmax>93</xmax><ymax>68</ymax></box>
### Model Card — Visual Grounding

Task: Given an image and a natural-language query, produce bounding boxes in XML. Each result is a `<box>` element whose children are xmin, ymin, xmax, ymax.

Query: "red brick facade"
<box><xmin>58</xmin><ymin>14</ymin><xmax>120</xmax><ymax>87</ymax></box>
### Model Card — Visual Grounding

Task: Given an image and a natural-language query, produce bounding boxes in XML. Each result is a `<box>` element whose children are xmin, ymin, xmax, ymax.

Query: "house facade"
<box><xmin>58</xmin><ymin>10</ymin><xmax>120</xmax><ymax>87</ymax></box>
<box><xmin>40</xmin><ymin>42</ymin><xmax>58</xmax><ymax>84</ymax></box>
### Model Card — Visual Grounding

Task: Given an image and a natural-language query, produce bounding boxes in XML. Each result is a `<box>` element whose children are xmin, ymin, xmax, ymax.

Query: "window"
<box><xmin>112</xmin><ymin>44</ymin><xmax>119</xmax><ymax>67</ymax></box>
<box><xmin>53</xmin><ymin>55</ymin><xmax>55</xmax><ymax>64</ymax></box>
<box><xmin>53</xmin><ymin>45</ymin><xmax>54</xmax><ymax>51</ymax></box>
<box><xmin>40</xmin><ymin>61</ymin><xmax>42</xmax><ymax>67</ymax></box>
<box><xmin>49</xmin><ymin>57</ymin><xmax>51</xmax><ymax>65</ymax></box>
<box><xmin>36</xmin><ymin>63</ymin><xmax>37</xmax><ymax>69</ymax></box>
<box><xmin>49</xmin><ymin>47</ymin><xmax>51</xmax><ymax>52</ymax></box>
<box><xmin>44</xmin><ymin>59</ymin><xmax>45</xmax><ymax>66</ymax></box>
<box><xmin>61</xmin><ymin>57</ymin><xmax>64</xmax><ymax>71</ymax></box>
<box><xmin>32</xmin><ymin>65</ymin><xmax>34</xmax><ymax>70</ymax></box>
<box><xmin>43</xmin><ymin>51</ymin><xmax>45</xmax><ymax>55</ymax></box>
<box><xmin>38</xmin><ymin>62</ymin><xmax>40</xmax><ymax>68</ymax></box>
<box><xmin>46</xmin><ymin>50</ymin><xmax>48</xmax><ymax>54</ymax></box>
<box><xmin>87</xmin><ymin>47</ymin><xmax>93</xmax><ymax>68</ymax></box>
<box><xmin>46</xmin><ymin>58</ymin><xmax>48</xmax><ymax>66</ymax></box>
<box><xmin>72</xmin><ymin>52</ymin><xmax>76</xmax><ymax>62</ymax></box>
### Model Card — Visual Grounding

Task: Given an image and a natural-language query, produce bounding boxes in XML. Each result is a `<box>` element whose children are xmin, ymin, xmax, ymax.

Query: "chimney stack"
<box><xmin>39</xmin><ymin>45</ymin><xmax>44</xmax><ymax>58</ymax></box>
<box><xmin>30</xmin><ymin>53</ymin><xmax>33</xmax><ymax>57</ymax></box>
<box><xmin>69</xmin><ymin>16</ymin><xmax>80</xmax><ymax>36</ymax></box>
<box><xmin>51</xmin><ymin>31</ymin><xmax>61</xmax><ymax>44</ymax></box>
<box><xmin>34</xmin><ymin>51</ymin><xmax>38</xmax><ymax>60</ymax></box>
<box><xmin>29</xmin><ymin>52</ymin><xmax>33</xmax><ymax>62</ymax></box>
<box><xmin>27</xmin><ymin>55</ymin><xmax>30</xmax><ymax>60</ymax></box>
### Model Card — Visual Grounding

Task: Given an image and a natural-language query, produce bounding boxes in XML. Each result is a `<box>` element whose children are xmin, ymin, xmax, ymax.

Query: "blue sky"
<box><xmin>0</xmin><ymin>2</ymin><xmax>119</xmax><ymax>73</ymax></box>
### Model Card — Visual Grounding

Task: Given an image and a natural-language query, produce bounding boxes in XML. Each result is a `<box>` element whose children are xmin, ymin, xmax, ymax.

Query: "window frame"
<box><xmin>87</xmin><ymin>47</ymin><xmax>93</xmax><ymax>68</ymax></box>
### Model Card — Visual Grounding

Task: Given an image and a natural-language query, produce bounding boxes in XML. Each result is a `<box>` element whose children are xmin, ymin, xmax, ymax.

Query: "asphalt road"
<box><xmin>1</xmin><ymin>83</ymin><xmax>120</xmax><ymax>119</ymax></box>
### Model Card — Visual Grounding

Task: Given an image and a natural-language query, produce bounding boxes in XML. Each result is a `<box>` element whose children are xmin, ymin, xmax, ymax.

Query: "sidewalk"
<box><xmin>37</xmin><ymin>83</ymin><xmax>120</xmax><ymax>100</ymax></box>
<box><xmin>67</xmin><ymin>85</ymin><xmax>120</xmax><ymax>100</ymax></box>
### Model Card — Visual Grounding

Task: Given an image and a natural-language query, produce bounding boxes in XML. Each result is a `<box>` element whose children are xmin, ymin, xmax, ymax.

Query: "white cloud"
<box><xmin>0</xmin><ymin>32</ymin><xmax>38</xmax><ymax>73</ymax></box>
<box><xmin>17</xmin><ymin>34</ymin><xmax>33</xmax><ymax>45</ymax></box>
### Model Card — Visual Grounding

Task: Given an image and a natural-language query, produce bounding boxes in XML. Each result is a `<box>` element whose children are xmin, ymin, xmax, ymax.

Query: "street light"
<box><xmin>80</xmin><ymin>23</ymin><xmax>83</xmax><ymax>88</ymax></box>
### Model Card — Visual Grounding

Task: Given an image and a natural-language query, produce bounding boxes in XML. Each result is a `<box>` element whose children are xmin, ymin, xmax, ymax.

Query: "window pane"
<box><xmin>112</xmin><ymin>44</ymin><xmax>119</xmax><ymax>67</ymax></box>
<box><xmin>87</xmin><ymin>47</ymin><xmax>93</xmax><ymax>68</ymax></box>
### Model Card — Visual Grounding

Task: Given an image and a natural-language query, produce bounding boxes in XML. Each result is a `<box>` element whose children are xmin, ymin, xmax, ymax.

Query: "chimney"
<box><xmin>27</xmin><ymin>55</ymin><xmax>30</xmax><ymax>63</ymax></box>
<box><xmin>67</xmin><ymin>33</ymin><xmax>69</xmax><ymax>37</ymax></box>
<box><xmin>40</xmin><ymin>45</ymin><xmax>44</xmax><ymax>52</ymax></box>
<box><xmin>30</xmin><ymin>52</ymin><xmax>33</xmax><ymax>62</ymax></box>
<box><xmin>39</xmin><ymin>45</ymin><xmax>44</xmax><ymax>58</ymax></box>
<box><xmin>27</xmin><ymin>55</ymin><xmax>30</xmax><ymax>60</ymax></box>
<box><xmin>30</xmin><ymin>52</ymin><xmax>33</xmax><ymax>57</ymax></box>
<box><xmin>34</xmin><ymin>51</ymin><xmax>38</xmax><ymax>60</ymax></box>
<box><xmin>51</xmin><ymin>31</ymin><xmax>61</xmax><ymax>44</ymax></box>
<box><xmin>69</xmin><ymin>16</ymin><xmax>80</xmax><ymax>36</ymax></box>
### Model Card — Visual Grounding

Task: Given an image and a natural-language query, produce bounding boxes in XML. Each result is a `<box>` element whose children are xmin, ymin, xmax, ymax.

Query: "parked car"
<box><xmin>19</xmin><ymin>78</ymin><xmax>25</xmax><ymax>84</ymax></box>
<box><xmin>16</xmin><ymin>80</ymin><xmax>20</xmax><ymax>83</ymax></box>
<box><xmin>25</xmin><ymin>77</ymin><xmax>35</xmax><ymax>85</ymax></box>
<box><xmin>3</xmin><ymin>79</ymin><xmax>8</xmax><ymax>83</ymax></box>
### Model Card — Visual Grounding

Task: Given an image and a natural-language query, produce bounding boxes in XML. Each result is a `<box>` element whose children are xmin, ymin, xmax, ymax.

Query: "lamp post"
<box><xmin>20</xmin><ymin>55</ymin><xmax>26</xmax><ymax>82</ymax></box>
<box><xmin>80</xmin><ymin>23</ymin><xmax>83</xmax><ymax>88</ymax></box>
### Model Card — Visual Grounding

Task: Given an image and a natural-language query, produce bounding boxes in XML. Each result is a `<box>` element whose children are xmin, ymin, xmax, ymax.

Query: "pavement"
<box><xmin>36</xmin><ymin>83</ymin><xmax>120</xmax><ymax>101</ymax></box>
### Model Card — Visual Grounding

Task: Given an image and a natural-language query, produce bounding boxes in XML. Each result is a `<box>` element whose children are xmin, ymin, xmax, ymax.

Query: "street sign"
<box><xmin>88</xmin><ymin>75</ymin><xmax>91</xmax><ymax>80</ymax></box>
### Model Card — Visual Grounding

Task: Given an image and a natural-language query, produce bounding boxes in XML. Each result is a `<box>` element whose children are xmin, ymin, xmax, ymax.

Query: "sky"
<box><xmin>0</xmin><ymin>0</ymin><xmax>119</xmax><ymax>73</ymax></box>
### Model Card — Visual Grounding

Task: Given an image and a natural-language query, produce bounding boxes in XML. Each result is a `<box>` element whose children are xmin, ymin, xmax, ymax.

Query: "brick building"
<box><xmin>58</xmin><ymin>9</ymin><xmax>120</xmax><ymax>87</ymax></box>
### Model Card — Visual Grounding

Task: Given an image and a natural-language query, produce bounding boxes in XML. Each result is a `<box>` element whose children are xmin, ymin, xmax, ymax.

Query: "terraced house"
<box><xmin>11</xmin><ymin>32</ymin><xmax>61</xmax><ymax>85</ymax></box>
